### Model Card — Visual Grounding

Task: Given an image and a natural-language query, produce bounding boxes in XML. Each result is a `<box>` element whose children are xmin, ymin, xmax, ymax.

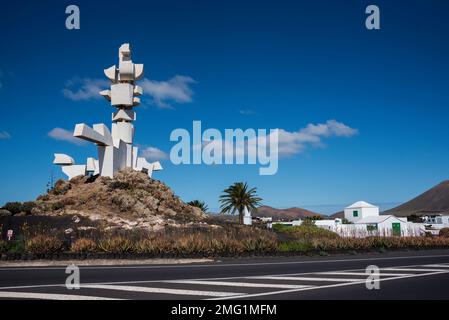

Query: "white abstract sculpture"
<box><xmin>53</xmin><ymin>43</ymin><xmax>162</xmax><ymax>180</ymax></box>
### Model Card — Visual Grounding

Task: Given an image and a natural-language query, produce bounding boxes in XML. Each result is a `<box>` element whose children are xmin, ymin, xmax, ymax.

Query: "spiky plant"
<box><xmin>219</xmin><ymin>182</ymin><xmax>262</xmax><ymax>224</ymax></box>
<box><xmin>187</xmin><ymin>200</ymin><xmax>209</xmax><ymax>213</ymax></box>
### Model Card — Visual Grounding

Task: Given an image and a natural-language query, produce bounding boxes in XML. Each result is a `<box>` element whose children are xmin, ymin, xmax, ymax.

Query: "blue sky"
<box><xmin>0</xmin><ymin>0</ymin><xmax>448</xmax><ymax>214</ymax></box>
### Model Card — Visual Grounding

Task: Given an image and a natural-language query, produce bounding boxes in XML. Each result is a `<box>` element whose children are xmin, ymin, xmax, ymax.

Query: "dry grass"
<box><xmin>26</xmin><ymin>235</ymin><xmax>63</xmax><ymax>254</ymax></box>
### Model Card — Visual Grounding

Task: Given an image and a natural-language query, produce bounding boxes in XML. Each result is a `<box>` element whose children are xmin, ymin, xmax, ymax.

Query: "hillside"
<box><xmin>383</xmin><ymin>180</ymin><xmax>449</xmax><ymax>217</ymax></box>
<box><xmin>255</xmin><ymin>205</ymin><xmax>323</xmax><ymax>221</ymax></box>
<box><xmin>329</xmin><ymin>211</ymin><xmax>344</xmax><ymax>219</ymax></box>
<box><xmin>26</xmin><ymin>169</ymin><xmax>205</xmax><ymax>230</ymax></box>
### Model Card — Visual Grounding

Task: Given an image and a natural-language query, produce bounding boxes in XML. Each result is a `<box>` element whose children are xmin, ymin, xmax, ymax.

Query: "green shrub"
<box><xmin>26</xmin><ymin>235</ymin><xmax>63</xmax><ymax>254</ymax></box>
<box><xmin>50</xmin><ymin>202</ymin><xmax>65</xmax><ymax>211</ymax></box>
<box><xmin>283</xmin><ymin>225</ymin><xmax>340</xmax><ymax>240</ymax></box>
<box><xmin>21</xmin><ymin>202</ymin><xmax>36</xmax><ymax>215</ymax></box>
<box><xmin>2</xmin><ymin>202</ymin><xmax>24</xmax><ymax>215</ymax></box>
<box><xmin>0</xmin><ymin>240</ymin><xmax>8</xmax><ymax>253</ymax></box>
<box><xmin>7</xmin><ymin>241</ymin><xmax>25</xmax><ymax>254</ymax></box>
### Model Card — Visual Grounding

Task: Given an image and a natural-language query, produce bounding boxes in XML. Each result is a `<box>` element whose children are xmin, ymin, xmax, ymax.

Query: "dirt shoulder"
<box><xmin>0</xmin><ymin>258</ymin><xmax>214</xmax><ymax>267</ymax></box>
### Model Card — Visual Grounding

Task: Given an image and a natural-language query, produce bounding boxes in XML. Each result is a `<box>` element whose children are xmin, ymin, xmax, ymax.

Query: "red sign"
<box><xmin>7</xmin><ymin>230</ymin><xmax>13</xmax><ymax>241</ymax></box>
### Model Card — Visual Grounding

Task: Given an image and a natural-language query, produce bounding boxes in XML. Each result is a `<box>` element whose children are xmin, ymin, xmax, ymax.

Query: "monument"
<box><xmin>53</xmin><ymin>43</ymin><xmax>162</xmax><ymax>180</ymax></box>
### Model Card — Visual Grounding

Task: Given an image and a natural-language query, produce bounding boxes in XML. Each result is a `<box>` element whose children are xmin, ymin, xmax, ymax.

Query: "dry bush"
<box><xmin>26</xmin><ymin>235</ymin><xmax>63</xmax><ymax>254</ymax></box>
<box><xmin>439</xmin><ymin>228</ymin><xmax>449</xmax><ymax>238</ymax></box>
<box><xmin>279</xmin><ymin>236</ymin><xmax>449</xmax><ymax>253</ymax></box>
<box><xmin>71</xmin><ymin>238</ymin><xmax>98</xmax><ymax>253</ymax></box>
<box><xmin>98</xmin><ymin>236</ymin><xmax>134</xmax><ymax>254</ymax></box>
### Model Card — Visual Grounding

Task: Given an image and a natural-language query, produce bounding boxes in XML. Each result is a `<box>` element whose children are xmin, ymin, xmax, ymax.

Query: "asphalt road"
<box><xmin>1</xmin><ymin>250</ymin><xmax>449</xmax><ymax>300</ymax></box>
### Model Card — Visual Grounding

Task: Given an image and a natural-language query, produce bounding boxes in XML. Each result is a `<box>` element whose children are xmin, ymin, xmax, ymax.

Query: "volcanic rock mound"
<box><xmin>33</xmin><ymin>169</ymin><xmax>205</xmax><ymax>230</ymax></box>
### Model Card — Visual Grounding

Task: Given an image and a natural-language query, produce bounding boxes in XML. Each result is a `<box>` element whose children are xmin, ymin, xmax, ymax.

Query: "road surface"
<box><xmin>1</xmin><ymin>250</ymin><xmax>449</xmax><ymax>300</ymax></box>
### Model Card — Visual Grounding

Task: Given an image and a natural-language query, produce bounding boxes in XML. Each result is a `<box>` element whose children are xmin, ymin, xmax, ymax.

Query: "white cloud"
<box><xmin>201</xmin><ymin>120</ymin><xmax>357</xmax><ymax>159</ymax></box>
<box><xmin>48</xmin><ymin>127</ymin><xmax>86</xmax><ymax>145</ymax></box>
<box><xmin>140</xmin><ymin>146</ymin><xmax>169</xmax><ymax>161</ymax></box>
<box><xmin>0</xmin><ymin>131</ymin><xmax>11</xmax><ymax>139</ymax></box>
<box><xmin>239</xmin><ymin>109</ymin><xmax>256</xmax><ymax>115</ymax></box>
<box><xmin>62</xmin><ymin>78</ymin><xmax>109</xmax><ymax>101</ymax></box>
<box><xmin>277</xmin><ymin>120</ymin><xmax>358</xmax><ymax>157</ymax></box>
<box><xmin>63</xmin><ymin>75</ymin><xmax>196</xmax><ymax>109</ymax></box>
<box><xmin>140</xmin><ymin>75</ymin><xmax>196</xmax><ymax>109</ymax></box>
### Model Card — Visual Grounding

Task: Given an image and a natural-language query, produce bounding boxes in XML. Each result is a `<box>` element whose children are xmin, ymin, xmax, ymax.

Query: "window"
<box><xmin>367</xmin><ymin>224</ymin><xmax>378</xmax><ymax>232</ymax></box>
<box><xmin>353</xmin><ymin>210</ymin><xmax>359</xmax><ymax>217</ymax></box>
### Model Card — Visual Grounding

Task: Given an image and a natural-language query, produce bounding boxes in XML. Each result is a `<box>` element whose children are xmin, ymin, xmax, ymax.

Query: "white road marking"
<box><xmin>321</xmin><ymin>272</ymin><xmax>411</xmax><ymax>277</ymax></box>
<box><xmin>0</xmin><ymin>291</ymin><xmax>121</xmax><ymax>300</ymax></box>
<box><xmin>163</xmin><ymin>280</ymin><xmax>313</xmax><ymax>289</ymax></box>
<box><xmin>211</xmin><ymin>270</ymin><xmax>449</xmax><ymax>300</ymax></box>
<box><xmin>248</xmin><ymin>276</ymin><xmax>363</xmax><ymax>282</ymax></box>
<box><xmin>423</xmin><ymin>264</ymin><xmax>449</xmax><ymax>268</ymax></box>
<box><xmin>1</xmin><ymin>261</ymin><xmax>449</xmax><ymax>300</ymax></box>
<box><xmin>80</xmin><ymin>284</ymin><xmax>243</xmax><ymax>297</ymax></box>
<box><xmin>382</xmin><ymin>268</ymin><xmax>447</xmax><ymax>272</ymax></box>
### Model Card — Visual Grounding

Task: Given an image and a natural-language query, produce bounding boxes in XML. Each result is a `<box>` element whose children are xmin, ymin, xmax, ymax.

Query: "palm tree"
<box><xmin>219</xmin><ymin>182</ymin><xmax>262</xmax><ymax>224</ymax></box>
<box><xmin>187</xmin><ymin>200</ymin><xmax>209</xmax><ymax>213</ymax></box>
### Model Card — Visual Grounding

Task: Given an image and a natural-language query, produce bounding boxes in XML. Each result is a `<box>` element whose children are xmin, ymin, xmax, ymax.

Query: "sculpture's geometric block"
<box><xmin>111</xmin><ymin>83</ymin><xmax>134</xmax><ymax>106</ymax></box>
<box><xmin>93</xmin><ymin>124</ymin><xmax>113</xmax><ymax>143</ymax></box>
<box><xmin>119</xmin><ymin>43</ymin><xmax>131</xmax><ymax>60</ymax></box>
<box><xmin>112</xmin><ymin>109</ymin><xmax>136</xmax><ymax>122</ymax></box>
<box><xmin>86</xmin><ymin>157</ymin><xmax>97</xmax><ymax>172</ymax></box>
<box><xmin>100</xmin><ymin>89</ymin><xmax>111</xmax><ymax>101</ymax></box>
<box><xmin>74</xmin><ymin>123</ymin><xmax>113</xmax><ymax>146</ymax></box>
<box><xmin>133</xmin><ymin>97</ymin><xmax>141</xmax><ymax>106</ymax></box>
<box><xmin>134</xmin><ymin>86</ymin><xmax>143</xmax><ymax>96</ymax></box>
<box><xmin>62</xmin><ymin>165</ymin><xmax>86</xmax><ymax>180</ymax></box>
<box><xmin>135</xmin><ymin>158</ymin><xmax>163</xmax><ymax>178</ymax></box>
<box><xmin>97</xmin><ymin>145</ymin><xmax>114</xmax><ymax>178</ymax></box>
<box><xmin>114</xmin><ymin>122</ymin><xmax>134</xmax><ymax>144</ymax></box>
<box><xmin>119</xmin><ymin>61</ymin><xmax>135</xmax><ymax>81</ymax></box>
<box><xmin>132</xmin><ymin>146</ymin><xmax>138</xmax><ymax>169</ymax></box>
<box><xmin>104</xmin><ymin>65</ymin><xmax>118</xmax><ymax>82</ymax></box>
<box><xmin>53</xmin><ymin>153</ymin><xmax>75</xmax><ymax>165</ymax></box>
<box><xmin>135</xmin><ymin>64</ymin><xmax>144</xmax><ymax>80</ymax></box>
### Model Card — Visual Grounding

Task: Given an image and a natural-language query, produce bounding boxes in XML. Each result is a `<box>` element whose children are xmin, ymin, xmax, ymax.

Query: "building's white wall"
<box><xmin>344</xmin><ymin>208</ymin><xmax>360</xmax><ymax>223</ymax></box>
<box><xmin>362</xmin><ymin>207</ymin><xmax>380</xmax><ymax>218</ymax></box>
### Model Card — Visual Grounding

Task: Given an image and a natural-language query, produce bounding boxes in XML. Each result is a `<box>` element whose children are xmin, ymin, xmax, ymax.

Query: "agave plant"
<box><xmin>187</xmin><ymin>200</ymin><xmax>209</xmax><ymax>213</ymax></box>
<box><xmin>219</xmin><ymin>182</ymin><xmax>262</xmax><ymax>224</ymax></box>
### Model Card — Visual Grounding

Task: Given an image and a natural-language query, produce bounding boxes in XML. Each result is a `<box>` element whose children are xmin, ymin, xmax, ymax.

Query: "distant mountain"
<box><xmin>383</xmin><ymin>180</ymin><xmax>449</xmax><ymax>217</ymax></box>
<box><xmin>255</xmin><ymin>205</ymin><xmax>324</xmax><ymax>221</ymax></box>
<box><xmin>329</xmin><ymin>211</ymin><xmax>344</xmax><ymax>219</ymax></box>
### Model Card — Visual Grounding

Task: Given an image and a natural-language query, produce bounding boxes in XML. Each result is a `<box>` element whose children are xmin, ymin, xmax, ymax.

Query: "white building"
<box><xmin>422</xmin><ymin>213</ymin><xmax>449</xmax><ymax>235</ymax></box>
<box><xmin>341</xmin><ymin>201</ymin><xmax>424</xmax><ymax>237</ymax></box>
<box><xmin>243</xmin><ymin>206</ymin><xmax>252</xmax><ymax>226</ymax></box>
<box><xmin>271</xmin><ymin>200</ymin><xmax>426</xmax><ymax>237</ymax></box>
<box><xmin>344</xmin><ymin>201</ymin><xmax>380</xmax><ymax>223</ymax></box>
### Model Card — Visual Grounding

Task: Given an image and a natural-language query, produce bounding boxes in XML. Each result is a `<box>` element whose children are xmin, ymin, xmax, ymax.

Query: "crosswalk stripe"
<box><xmin>0</xmin><ymin>291</ymin><xmax>121</xmax><ymax>300</ymax></box>
<box><xmin>164</xmin><ymin>280</ymin><xmax>313</xmax><ymax>289</ymax></box>
<box><xmin>247</xmin><ymin>276</ymin><xmax>364</xmax><ymax>282</ymax></box>
<box><xmin>321</xmin><ymin>272</ymin><xmax>411</xmax><ymax>277</ymax></box>
<box><xmin>382</xmin><ymin>268</ymin><xmax>447</xmax><ymax>272</ymax></box>
<box><xmin>422</xmin><ymin>264</ymin><xmax>449</xmax><ymax>268</ymax></box>
<box><xmin>80</xmin><ymin>284</ymin><xmax>243</xmax><ymax>297</ymax></box>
